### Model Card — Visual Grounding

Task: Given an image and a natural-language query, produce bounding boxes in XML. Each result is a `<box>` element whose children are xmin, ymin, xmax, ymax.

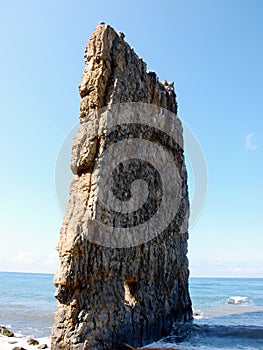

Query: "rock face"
<box><xmin>51</xmin><ymin>23</ymin><xmax>192</xmax><ymax>350</ymax></box>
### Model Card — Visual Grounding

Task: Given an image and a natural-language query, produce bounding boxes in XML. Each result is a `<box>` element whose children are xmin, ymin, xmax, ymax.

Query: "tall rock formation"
<box><xmin>52</xmin><ymin>23</ymin><xmax>192</xmax><ymax>350</ymax></box>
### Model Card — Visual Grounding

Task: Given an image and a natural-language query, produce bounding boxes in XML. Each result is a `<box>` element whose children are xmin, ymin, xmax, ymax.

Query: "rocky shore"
<box><xmin>0</xmin><ymin>326</ymin><xmax>181</xmax><ymax>349</ymax></box>
<box><xmin>0</xmin><ymin>326</ymin><xmax>50</xmax><ymax>350</ymax></box>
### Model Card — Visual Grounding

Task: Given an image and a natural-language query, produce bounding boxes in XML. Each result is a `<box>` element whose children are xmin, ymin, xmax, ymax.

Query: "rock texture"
<box><xmin>0</xmin><ymin>325</ymin><xmax>14</xmax><ymax>337</ymax></box>
<box><xmin>51</xmin><ymin>23</ymin><xmax>192</xmax><ymax>350</ymax></box>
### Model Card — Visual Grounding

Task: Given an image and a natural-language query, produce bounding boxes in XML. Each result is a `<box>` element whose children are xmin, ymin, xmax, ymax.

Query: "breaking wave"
<box><xmin>227</xmin><ymin>296</ymin><xmax>249</xmax><ymax>305</ymax></box>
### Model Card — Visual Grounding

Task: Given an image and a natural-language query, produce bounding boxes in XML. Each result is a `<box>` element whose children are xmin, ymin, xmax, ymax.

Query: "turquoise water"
<box><xmin>0</xmin><ymin>272</ymin><xmax>263</xmax><ymax>348</ymax></box>
<box><xmin>150</xmin><ymin>278</ymin><xmax>263</xmax><ymax>349</ymax></box>
<box><xmin>0</xmin><ymin>271</ymin><xmax>56</xmax><ymax>337</ymax></box>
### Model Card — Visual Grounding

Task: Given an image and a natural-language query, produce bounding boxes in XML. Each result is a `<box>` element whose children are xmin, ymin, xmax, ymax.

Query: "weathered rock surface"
<box><xmin>0</xmin><ymin>325</ymin><xmax>14</xmax><ymax>337</ymax></box>
<box><xmin>27</xmin><ymin>337</ymin><xmax>39</xmax><ymax>345</ymax></box>
<box><xmin>51</xmin><ymin>23</ymin><xmax>192</xmax><ymax>350</ymax></box>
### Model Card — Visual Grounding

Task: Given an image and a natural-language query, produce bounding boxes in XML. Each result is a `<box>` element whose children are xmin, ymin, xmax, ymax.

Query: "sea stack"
<box><xmin>51</xmin><ymin>23</ymin><xmax>192</xmax><ymax>350</ymax></box>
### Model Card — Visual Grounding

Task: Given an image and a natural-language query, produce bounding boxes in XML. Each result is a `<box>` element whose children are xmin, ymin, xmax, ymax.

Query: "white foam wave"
<box><xmin>193</xmin><ymin>310</ymin><xmax>204</xmax><ymax>319</ymax></box>
<box><xmin>227</xmin><ymin>296</ymin><xmax>249</xmax><ymax>305</ymax></box>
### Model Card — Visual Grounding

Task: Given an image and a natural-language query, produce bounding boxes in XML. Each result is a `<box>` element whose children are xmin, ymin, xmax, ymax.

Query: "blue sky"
<box><xmin>0</xmin><ymin>0</ymin><xmax>262</xmax><ymax>276</ymax></box>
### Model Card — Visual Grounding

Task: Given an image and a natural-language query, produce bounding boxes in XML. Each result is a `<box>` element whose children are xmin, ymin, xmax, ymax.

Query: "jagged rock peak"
<box><xmin>78</xmin><ymin>22</ymin><xmax>177</xmax><ymax>119</ymax></box>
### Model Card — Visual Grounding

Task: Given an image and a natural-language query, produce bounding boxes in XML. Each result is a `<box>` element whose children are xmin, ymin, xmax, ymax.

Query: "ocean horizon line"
<box><xmin>0</xmin><ymin>270</ymin><xmax>262</xmax><ymax>279</ymax></box>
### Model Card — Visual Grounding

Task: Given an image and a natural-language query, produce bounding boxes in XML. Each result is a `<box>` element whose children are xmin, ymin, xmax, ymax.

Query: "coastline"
<box><xmin>1</xmin><ymin>276</ymin><xmax>263</xmax><ymax>349</ymax></box>
<box><xmin>0</xmin><ymin>333</ymin><xmax>50</xmax><ymax>350</ymax></box>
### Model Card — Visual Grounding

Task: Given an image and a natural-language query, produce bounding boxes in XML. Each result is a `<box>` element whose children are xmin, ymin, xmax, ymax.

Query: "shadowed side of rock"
<box><xmin>51</xmin><ymin>23</ymin><xmax>192</xmax><ymax>350</ymax></box>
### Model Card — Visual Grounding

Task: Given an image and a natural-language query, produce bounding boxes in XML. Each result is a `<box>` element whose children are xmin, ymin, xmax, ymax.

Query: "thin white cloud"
<box><xmin>1</xmin><ymin>251</ymin><xmax>58</xmax><ymax>273</ymax></box>
<box><xmin>44</xmin><ymin>251</ymin><xmax>59</xmax><ymax>266</ymax></box>
<box><xmin>0</xmin><ymin>252</ymin><xmax>6</xmax><ymax>260</ymax></box>
<box><xmin>245</xmin><ymin>132</ymin><xmax>258</xmax><ymax>150</ymax></box>
<box><xmin>190</xmin><ymin>261</ymin><xmax>263</xmax><ymax>278</ymax></box>
<box><xmin>11</xmin><ymin>251</ymin><xmax>35</xmax><ymax>264</ymax></box>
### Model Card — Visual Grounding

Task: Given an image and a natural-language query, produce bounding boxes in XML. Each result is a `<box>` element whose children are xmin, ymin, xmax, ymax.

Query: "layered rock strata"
<box><xmin>51</xmin><ymin>23</ymin><xmax>192</xmax><ymax>350</ymax></box>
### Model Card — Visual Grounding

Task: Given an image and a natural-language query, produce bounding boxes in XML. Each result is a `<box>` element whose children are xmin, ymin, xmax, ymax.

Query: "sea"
<box><xmin>0</xmin><ymin>272</ymin><xmax>263</xmax><ymax>349</ymax></box>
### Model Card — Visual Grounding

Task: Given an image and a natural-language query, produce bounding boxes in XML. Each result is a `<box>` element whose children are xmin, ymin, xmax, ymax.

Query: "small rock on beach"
<box><xmin>0</xmin><ymin>326</ymin><xmax>14</xmax><ymax>337</ymax></box>
<box><xmin>27</xmin><ymin>338</ymin><xmax>39</xmax><ymax>345</ymax></box>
